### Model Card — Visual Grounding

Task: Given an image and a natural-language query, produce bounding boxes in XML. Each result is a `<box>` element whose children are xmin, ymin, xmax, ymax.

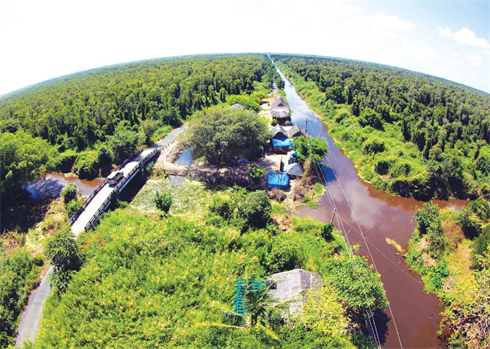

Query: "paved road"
<box><xmin>154</xmin><ymin>124</ymin><xmax>188</xmax><ymax>147</ymax></box>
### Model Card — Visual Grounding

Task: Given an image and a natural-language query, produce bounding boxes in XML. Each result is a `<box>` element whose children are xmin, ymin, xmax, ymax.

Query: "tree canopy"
<box><xmin>293</xmin><ymin>135</ymin><xmax>329</xmax><ymax>163</ymax></box>
<box><xmin>187</xmin><ymin>107</ymin><xmax>268</xmax><ymax>165</ymax></box>
<box><xmin>274</xmin><ymin>54</ymin><xmax>490</xmax><ymax>200</ymax></box>
<box><xmin>0</xmin><ymin>129</ymin><xmax>58</xmax><ymax>196</ymax></box>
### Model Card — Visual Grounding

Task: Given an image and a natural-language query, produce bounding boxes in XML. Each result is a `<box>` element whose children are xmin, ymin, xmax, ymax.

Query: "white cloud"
<box><xmin>483</xmin><ymin>49</ymin><xmax>490</xmax><ymax>55</ymax></box>
<box><xmin>0</xmin><ymin>0</ymin><xmax>487</xmax><ymax>94</ymax></box>
<box><xmin>439</xmin><ymin>27</ymin><xmax>490</xmax><ymax>49</ymax></box>
<box><xmin>412</xmin><ymin>47</ymin><xmax>438</xmax><ymax>61</ymax></box>
<box><xmin>466</xmin><ymin>54</ymin><xmax>483</xmax><ymax>66</ymax></box>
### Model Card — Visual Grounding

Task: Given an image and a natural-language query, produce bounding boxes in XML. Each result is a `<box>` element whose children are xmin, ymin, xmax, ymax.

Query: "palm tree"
<box><xmin>197</xmin><ymin>280</ymin><xmax>287</xmax><ymax>341</ymax></box>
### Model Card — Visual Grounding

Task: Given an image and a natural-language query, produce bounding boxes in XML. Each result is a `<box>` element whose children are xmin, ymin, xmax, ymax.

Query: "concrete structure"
<box><xmin>16</xmin><ymin>140</ymin><xmax>167</xmax><ymax>346</ymax></box>
<box><xmin>71</xmin><ymin>147</ymin><xmax>159</xmax><ymax>235</ymax></box>
<box><xmin>267</xmin><ymin>269</ymin><xmax>322</xmax><ymax>316</ymax></box>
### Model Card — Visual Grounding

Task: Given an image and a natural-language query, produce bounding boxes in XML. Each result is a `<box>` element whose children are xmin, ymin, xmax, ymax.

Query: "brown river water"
<box><xmin>24</xmin><ymin>173</ymin><xmax>103</xmax><ymax>200</ymax></box>
<box><xmin>275</xmin><ymin>65</ymin><xmax>468</xmax><ymax>348</ymax></box>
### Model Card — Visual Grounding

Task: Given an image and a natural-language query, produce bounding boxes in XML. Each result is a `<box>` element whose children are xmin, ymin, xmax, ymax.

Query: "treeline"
<box><xmin>1</xmin><ymin>55</ymin><xmax>273</xmax><ymax>150</ymax></box>
<box><xmin>0</xmin><ymin>55</ymin><xmax>276</xmax><ymax>201</ymax></box>
<box><xmin>273</xmin><ymin>55</ymin><xmax>490</xmax><ymax>200</ymax></box>
<box><xmin>407</xmin><ymin>200</ymin><xmax>490</xmax><ymax>347</ymax></box>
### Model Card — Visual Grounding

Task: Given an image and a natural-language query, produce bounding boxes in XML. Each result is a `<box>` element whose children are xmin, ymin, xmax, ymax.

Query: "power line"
<box><xmin>304</xmin><ymin>117</ymin><xmax>404</xmax><ymax>349</ymax></box>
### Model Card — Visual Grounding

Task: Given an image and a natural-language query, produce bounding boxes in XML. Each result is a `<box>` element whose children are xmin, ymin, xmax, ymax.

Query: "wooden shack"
<box><xmin>271</xmin><ymin>96</ymin><xmax>291</xmax><ymax>125</ymax></box>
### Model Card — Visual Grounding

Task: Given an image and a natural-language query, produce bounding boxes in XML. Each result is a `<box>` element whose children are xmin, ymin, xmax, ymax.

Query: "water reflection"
<box><xmin>24</xmin><ymin>173</ymin><xmax>103</xmax><ymax>200</ymax></box>
<box><xmin>175</xmin><ymin>148</ymin><xmax>194</xmax><ymax>165</ymax></box>
<box><xmin>275</xmin><ymin>63</ymin><xmax>466</xmax><ymax>349</ymax></box>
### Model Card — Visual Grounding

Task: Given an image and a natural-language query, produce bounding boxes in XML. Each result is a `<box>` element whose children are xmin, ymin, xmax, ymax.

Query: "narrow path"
<box><xmin>15</xmin><ymin>266</ymin><xmax>53</xmax><ymax>347</ymax></box>
<box><xmin>15</xmin><ymin>127</ymin><xmax>185</xmax><ymax>347</ymax></box>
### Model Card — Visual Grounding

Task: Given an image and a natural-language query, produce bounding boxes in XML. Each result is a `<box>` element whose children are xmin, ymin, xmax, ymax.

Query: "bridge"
<box><xmin>15</xmin><ymin>145</ymin><xmax>166</xmax><ymax>346</ymax></box>
<box><xmin>69</xmin><ymin>147</ymin><xmax>160</xmax><ymax>235</ymax></box>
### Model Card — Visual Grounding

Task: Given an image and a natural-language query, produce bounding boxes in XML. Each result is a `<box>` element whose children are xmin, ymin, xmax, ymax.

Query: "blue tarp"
<box><xmin>272</xmin><ymin>138</ymin><xmax>292</xmax><ymax>147</ymax></box>
<box><xmin>267</xmin><ymin>173</ymin><xmax>290</xmax><ymax>189</ymax></box>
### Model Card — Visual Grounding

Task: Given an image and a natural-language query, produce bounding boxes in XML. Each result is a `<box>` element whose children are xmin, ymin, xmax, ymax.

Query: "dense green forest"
<box><xmin>273</xmin><ymin>55</ymin><xmax>490</xmax><ymax>200</ymax></box>
<box><xmin>0</xmin><ymin>55</ymin><xmax>284</xmax><ymax>347</ymax></box>
<box><xmin>0</xmin><ymin>55</ymin><xmax>276</xmax><ymax>200</ymax></box>
<box><xmin>26</xmin><ymin>184</ymin><xmax>386</xmax><ymax>348</ymax></box>
<box><xmin>407</xmin><ymin>199</ymin><xmax>490</xmax><ymax>347</ymax></box>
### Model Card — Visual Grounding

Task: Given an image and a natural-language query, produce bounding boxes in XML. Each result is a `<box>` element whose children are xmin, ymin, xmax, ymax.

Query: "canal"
<box><xmin>274</xmin><ymin>62</ymin><xmax>467</xmax><ymax>348</ymax></box>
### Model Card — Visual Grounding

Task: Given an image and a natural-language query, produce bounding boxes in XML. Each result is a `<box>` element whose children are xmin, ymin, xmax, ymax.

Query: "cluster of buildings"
<box><xmin>267</xmin><ymin>96</ymin><xmax>306</xmax><ymax>189</ymax></box>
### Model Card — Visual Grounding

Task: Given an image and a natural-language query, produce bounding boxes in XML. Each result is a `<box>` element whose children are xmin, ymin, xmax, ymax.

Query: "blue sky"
<box><xmin>0</xmin><ymin>0</ymin><xmax>489</xmax><ymax>95</ymax></box>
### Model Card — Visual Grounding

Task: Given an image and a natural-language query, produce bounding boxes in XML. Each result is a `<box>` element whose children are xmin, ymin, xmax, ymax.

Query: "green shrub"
<box><xmin>362</xmin><ymin>138</ymin><xmax>385</xmax><ymax>155</ymax></box>
<box><xmin>73</xmin><ymin>150</ymin><xmax>99</xmax><ymax>179</ymax></box>
<box><xmin>61</xmin><ymin>184</ymin><xmax>79</xmax><ymax>204</ymax></box>
<box><xmin>240</xmin><ymin>191</ymin><xmax>272</xmax><ymax>229</ymax></box>
<box><xmin>263</xmin><ymin>235</ymin><xmax>302</xmax><ymax>274</ymax></box>
<box><xmin>57</xmin><ymin>150</ymin><xmax>78</xmax><ymax>172</ymax></box>
<box><xmin>374</xmin><ymin>159</ymin><xmax>391</xmax><ymax>175</ymax></box>
<box><xmin>66</xmin><ymin>199</ymin><xmax>83</xmax><ymax>217</ymax></box>
<box><xmin>321</xmin><ymin>223</ymin><xmax>334</xmax><ymax>242</ymax></box>
<box><xmin>209</xmin><ymin>196</ymin><xmax>233</xmax><ymax>220</ymax></box>
<box><xmin>358</xmin><ymin>109</ymin><xmax>383</xmax><ymax>130</ymax></box>
<box><xmin>154</xmin><ymin>190</ymin><xmax>173</xmax><ymax>216</ymax></box>
<box><xmin>45</xmin><ymin>228</ymin><xmax>84</xmax><ymax>293</ymax></box>
<box><xmin>390</xmin><ymin>162</ymin><xmax>411</xmax><ymax>177</ymax></box>
<box><xmin>248</xmin><ymin>164</ymin><xmax>266</xmax><ymax>183</ymax></box>
<box><xmin>97</xmin><ymin>145</ymin><xmax>112</xmax><ymax>165</ymax></box>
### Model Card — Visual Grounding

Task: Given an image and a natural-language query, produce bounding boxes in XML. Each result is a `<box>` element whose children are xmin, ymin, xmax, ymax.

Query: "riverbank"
<box><xmin>405</xmin><ymin>201</ymin><xmax>489</xmax><ymax>347</ymax></box>
<box><xmin>272</xmin><ymin>61</ymin><xmax>469</xmax><ymax>348</ymax></box>
<box><xmin>274</xmin><ymin>59</ymin><xmax>480</xmax><ymax>202</ymax></box>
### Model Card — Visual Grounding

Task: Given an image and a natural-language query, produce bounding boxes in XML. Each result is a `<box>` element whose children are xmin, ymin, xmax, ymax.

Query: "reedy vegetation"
<box><xmin>407</xmin><ymin>200</ymin><xmax>490</xmax><ymax>347</ymax></box>
<box><xmin>29</xmin><ymin>186</ymin><xmax>386</xmax><ymax>348</ymax></box>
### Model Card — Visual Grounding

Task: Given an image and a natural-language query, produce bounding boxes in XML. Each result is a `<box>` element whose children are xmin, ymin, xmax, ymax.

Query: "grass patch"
<box><xmin>385</xmin><ymin>238</ymin><xmax>403</xmax><ymax>253</ymax></box>
<box><xmin>130</xmin><ymin>178</ymin><xmax>213</xmax><ymax>217</ymax></box>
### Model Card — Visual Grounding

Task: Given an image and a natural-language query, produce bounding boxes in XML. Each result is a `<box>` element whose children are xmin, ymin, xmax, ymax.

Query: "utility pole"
<box><xmin>330</xmin><ymin>208</ymin><xmax>337</xmax><ymax>223</ymax></box>
<box><xmin>304</xmin><ymin>119</ymin><xmax>309</xmax><ymax>135</ymax></box>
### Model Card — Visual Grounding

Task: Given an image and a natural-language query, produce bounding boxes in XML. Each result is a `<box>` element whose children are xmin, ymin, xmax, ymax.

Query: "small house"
<box><xmin>287</xmin><ymin>125</ymin><xmax>306</xmax><ymax>138</ymax></box>
<box><xmin>270</xmin><ymin>125</ymin><xmax>289</xmax><ymax>139</ymax></box>
<box><xmin>271</xmin><ymin>96</ymin><xmax>291</xmax><ymax>125</ymax></box>
<box><xmin>267</xmin><ymin>269</ymin><xmax>322</xmax><ymax>316</ymax></box>
<box><xmin>270</xmin><ymin>125</ymin><xmax>292</xmax><ymax>153</ymax></box>
<box><xmin>285</xmin><ymin>163</ymin><xmax>304</xmax><ymax>178</ymax></box>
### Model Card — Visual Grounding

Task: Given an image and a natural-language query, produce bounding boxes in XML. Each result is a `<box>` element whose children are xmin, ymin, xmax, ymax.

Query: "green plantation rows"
<box><xmin>273</xmin><ymin>55</ymin><xmax>490</xmax><ymax>201</ymax></box>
